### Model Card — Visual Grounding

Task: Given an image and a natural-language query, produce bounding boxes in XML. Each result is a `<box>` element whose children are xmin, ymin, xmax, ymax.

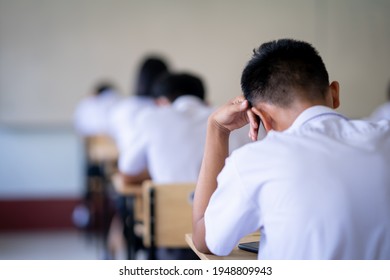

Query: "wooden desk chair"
<box><xmin>79</xmin><ymin>135</ymin><xmax>119</xmax><ymax>255</ymax></box>
<box><xmin>142</xmin><ymin>180</ymin><xmax>195</xmax><ymax>259</ymax></box>
<box><xmin>110</xmin><ymin>173</ymin><xmax>144</xmax><ymax>259</ymax></box>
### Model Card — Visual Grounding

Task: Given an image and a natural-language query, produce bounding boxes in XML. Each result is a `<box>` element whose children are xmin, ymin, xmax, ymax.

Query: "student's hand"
<box><xmin>211</xmin><ymin>95</ymin><xmax>259</xmax><ymax>141</ymax></box>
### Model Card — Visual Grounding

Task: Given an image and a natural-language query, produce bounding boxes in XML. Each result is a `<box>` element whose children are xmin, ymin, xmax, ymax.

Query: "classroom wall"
<box><xmin>0</xmin><ymin>126</ymin><xmax>84</xmax><ymax>198</ymax></box>
<box><xmin>1</xmin><ymin>0</ymin><xmax>389</xmax><ymax>125</ymax></box>
<box><xmin>0</xmin><ymin>125</ymin><xmax>85</xmax><ymax>229</ymax></box>
<box><xmin>0</xmin><ymin>0</ymin><xmax>389</xmax><ymax>199</ymax></box>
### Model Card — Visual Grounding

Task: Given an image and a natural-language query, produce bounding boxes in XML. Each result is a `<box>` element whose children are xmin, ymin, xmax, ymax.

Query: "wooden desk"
<box><xmin>111</xmin><ymin>173</ymin><xmax>142</xmax><ymax>196</ymax></box>
<box><xmin>185</xmin><ymin>232</ymin><xmax>259</xmax><ymax>260</ymax></box>
<box><xmin>111</xmin><ymin>173</ymin><xmax>143</xmax><ymax>259</ymax></box>
<box><xmin>86</xmin><ymin>135</ymin><xmax>118</xmax><ymax>164</ymax></box>
<box><xmin>111</xmin><ymin>173</ymin><xmax>143</xmax><ymax>221</ymax></box>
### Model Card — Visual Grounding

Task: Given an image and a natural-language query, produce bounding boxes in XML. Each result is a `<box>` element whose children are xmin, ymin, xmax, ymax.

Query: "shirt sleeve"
<box><xmin>204</xmin><ymin>155</ymin><xmax>260</xmax><ymax>256</ymax></box>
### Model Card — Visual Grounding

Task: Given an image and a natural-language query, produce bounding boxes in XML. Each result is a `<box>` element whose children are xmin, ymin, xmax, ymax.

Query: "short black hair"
<box><xmin>241</xmin><ymin>39</ymin><xmax>329</xmax><ymax>108</ymax></box>
<box><xmin>135</xmin><ymin>56</ymin><xmax>169</xmax><ymax>97</ymax></box>
<box><xmin>152</xmin><ymin>72</ymin><xmax>206</xmax><ymax>102</ymax></box>
<box><xmin>94</xmin><ymin>82</ymin><xmax>115</xmax><ymax>96</ymax></box>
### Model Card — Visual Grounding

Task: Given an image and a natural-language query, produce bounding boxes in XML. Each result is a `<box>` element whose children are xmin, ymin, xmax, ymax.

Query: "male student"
<box><xmin>119</xmin><ymin>72</ymin><xmax>252</xmax><ymax>184</ymax></box>
<box><xmin>108</xmin><ymin>56</ymin><xmax>169</xmax><ymax>152</ymax></box>
<box><xmin>192</xmin><ymin>39</ymin><xmax>390</xmax><ymax>259</ymax></box>
<box><xmin>118</xmin><ymin>72</ymin><xmax>212</xmax><ymax>260</ymax></box>
<box><xmin>104</xmin><ymin>57</ymin><xmax>169</xmax><ymax>259</ymax></box>
<box><xmin>118</xmin><ymin>72</ymin><xmax>212</xmax><ymax>185</ymax></box>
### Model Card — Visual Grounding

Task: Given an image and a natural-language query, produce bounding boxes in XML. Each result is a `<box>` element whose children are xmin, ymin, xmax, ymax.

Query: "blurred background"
<box><xmin>1</xmin><ymin>0</ymin><xmax>390</xmax><ymax>259</ymax></box>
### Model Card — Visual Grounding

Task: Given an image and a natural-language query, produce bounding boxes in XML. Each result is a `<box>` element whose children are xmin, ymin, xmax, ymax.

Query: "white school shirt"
<box><xmin>205</xmin><ymin>105</ymin><xmax>390</xmax><ymax>259</ymax></box>
<box><xmin>73</xmin><ymin>90</ymin><xmax>120</xmax><ymax>136</ymax></box>
<box><xmin>369</xmin><ymin>101</ymin><xmax>390</xmax><ymax>121</ymax></box>
<box><xmin>119</xmin><ymin>96</ymin><xmax>254</xmax><ymax>184</ymax></box>
<box><xmin>108</xmin><ymin>96</ymin><xmax>155</xmax><ymax>153</ymax></box>
<box><xmin>119</xmin><ymin>96</ymin><xmax>214</xmax><ymax>183</ymax></box>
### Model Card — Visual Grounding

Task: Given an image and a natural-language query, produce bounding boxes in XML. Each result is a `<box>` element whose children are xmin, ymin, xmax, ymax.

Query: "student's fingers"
<box><xmin>249</xmin><ymin>125</ymin><xmax>259</xmax><ymax>141</ymax></box>
<box><xmin>212</xmin><ymin>96</ymin><xmax>252</xmax><ymax>132</ymax></box>
<box><xmin>215</xmin><ymin>97</ymin><xmax>246</xmax><ymax>121</ymax></box>
<box><xmin>246</xmin><ymin>109</ymin><xmax>259</xmax><ymax>141</ymax></box>
<box><xmin>226</xmin><ymin>99</ymin><xmax>250</xmax><ymax>127</ymax></box>
<box><xmin>230</xmin><ymin>95</ymin><xmax>247</xmax><ymax>105</ymax></box>
<box><xmin>247</xmin><ymin>108</ymin><xmax>258</xmax><ymax>129</ymax></box>
<box><xmin>228</xmin><ymin>96</ymin><xmax>248</xmax><ymax>114</ymax></box>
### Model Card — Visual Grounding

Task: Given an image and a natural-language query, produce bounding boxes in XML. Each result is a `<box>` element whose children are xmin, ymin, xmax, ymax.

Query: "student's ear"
<box><xmin>251</xmin><ymin>107</ymin><xmax>273</xmax><ymax>132</ymax></box>
<box><xmin>329</xmin><ymin>81</ymin><xmax>340</xmax><ymax>109</ymax></box>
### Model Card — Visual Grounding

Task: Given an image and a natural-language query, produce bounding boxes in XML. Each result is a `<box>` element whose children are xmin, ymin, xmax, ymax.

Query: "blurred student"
<box><xmin>119</xmin><ymin>72</ymin><xmax>211</xmax><ymax>185</ymax></box>
<box><xmin>108</xmin><ymin>56</ymin><xmax>169</xmax><ymax>153</ymax></box>
<box><xmin>74</xmin><ymin>81</ymin><xmax>120</xmax><ymax>136</ymax></box>
<box><xmin>119</xmin><ymin>72</ymin><xmax>210</xmax><ymax>259</ymax></box>
<box><xmin>119</xmin><ymin>72</ymin><xmax>252</xmax><ymax>185</ymax></box>
<box><xmin>105</xmin><ymin>57</ymin><xmax>169</xmax><ymax>259</ymax></box>
<box><xmin>192</xmin><ymin>39</ymin><xmax>390</xmax><ymax>259</ymax></box>
<box><xmin>72</xmin><ymin>81</ymin><xmax>120</xmax><ymax>234</ymax></box>
<box><xmin>369</xmin><ymin>81</ymin><xmax>390</xmax><ymax>121</ymax></box>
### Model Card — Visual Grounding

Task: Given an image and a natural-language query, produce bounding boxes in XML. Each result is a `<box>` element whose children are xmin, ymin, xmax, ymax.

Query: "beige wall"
<box><xmin>1</xmin><ymin>0</ymin><xmax>389</xmax><ymax>125</ymax></box>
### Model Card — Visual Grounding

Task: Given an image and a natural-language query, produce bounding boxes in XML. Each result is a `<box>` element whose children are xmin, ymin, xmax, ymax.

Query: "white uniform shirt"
<box><xmin>119</xmin><ymin>95</ymin><xmax>253</xmax><ymax>184</ymax></box>
<box><xmin>108</xmin><ymin>96</ymin><xmax>155</xmax><ymax>152</ymax></box>
<box><xmin>74</xmin><ymin>90</ymin><xmax>120</xmax><ymax>136</ymax></box>
<box><xmin>370</xmin><ymin>102</ymin><xmax>390</xmax><ymax>121</ymax></box>
<box><xmin>205</xmin><ymin>105</ymin><xmax>390</xmax><ymax>259</ymax></box>
<box><xmin>119</xmin><ymin>95</ymin><xmax>213</xmax><ymax>183</ymax></box>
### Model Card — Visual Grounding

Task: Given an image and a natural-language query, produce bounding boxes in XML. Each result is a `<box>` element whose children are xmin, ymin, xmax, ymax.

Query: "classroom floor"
<box><xmin>0</xmin><ymin>230</ymin><xmax>107</xmax><ymax>260</ymax></box>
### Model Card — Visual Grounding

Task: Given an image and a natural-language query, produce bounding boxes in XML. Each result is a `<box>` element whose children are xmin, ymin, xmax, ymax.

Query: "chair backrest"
<box><xmin>142</xmin><ymin>180</ymin><xmax>195</xmax><ymax>248</ymax></box>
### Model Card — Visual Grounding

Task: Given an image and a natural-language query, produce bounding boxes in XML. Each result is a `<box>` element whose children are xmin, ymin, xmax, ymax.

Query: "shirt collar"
<box><xmin>172</xmin><ymin>95</ymin><xmax>205</xmax><ymax>111</ymax></box>
<box><xmin>287</xmin><ymin>105</ymin><xmax>347</xmax><ymax>132</ymax></box>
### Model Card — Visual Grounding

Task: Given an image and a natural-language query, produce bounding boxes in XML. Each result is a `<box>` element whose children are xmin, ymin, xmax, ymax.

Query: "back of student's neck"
<box><xmin>259</xmin><ymin>99</ymin><xmax>330</xmax><ymax>132</ymax></box>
